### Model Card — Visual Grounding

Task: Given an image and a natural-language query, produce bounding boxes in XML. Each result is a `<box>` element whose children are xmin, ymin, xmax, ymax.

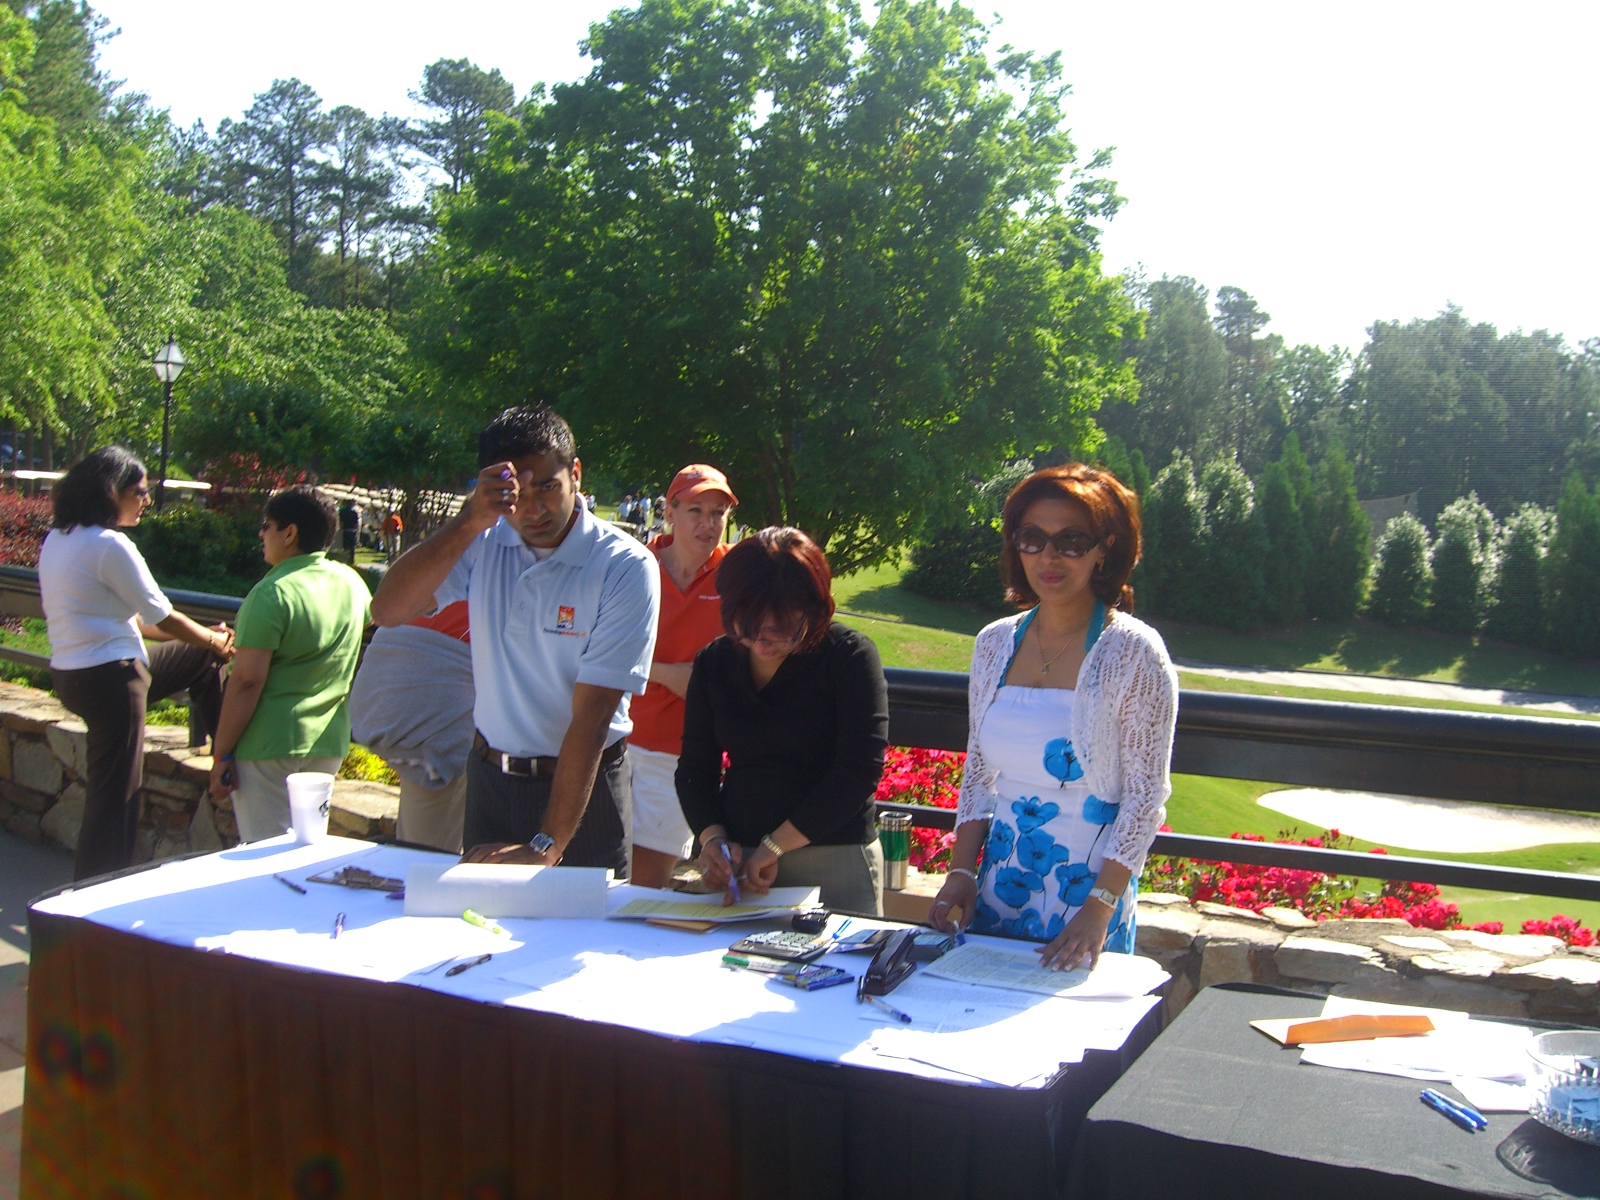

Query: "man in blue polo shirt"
<box><xmin>372</xmin><ymin>405</ymin><xmax>660</xmax><ymax>871</ymax></box>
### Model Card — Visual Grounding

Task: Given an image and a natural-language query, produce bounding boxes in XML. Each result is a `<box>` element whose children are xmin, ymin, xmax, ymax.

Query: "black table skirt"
<box><xmin>22</xmin><ymin>901</ymin><xmax>1162</xmax><ymax>1200</ymax></box>
<box><xmin>1069</xmin><ymin>984</ymin><xmax>1600</xmax><ymax>1200</ymax></box>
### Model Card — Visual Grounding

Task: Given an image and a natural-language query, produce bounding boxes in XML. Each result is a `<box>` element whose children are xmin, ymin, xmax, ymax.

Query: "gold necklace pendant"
<box><xmin>1035</xmin><ymin>621</ymin><xmax>1073</xmax><ymax>676</ymax></box>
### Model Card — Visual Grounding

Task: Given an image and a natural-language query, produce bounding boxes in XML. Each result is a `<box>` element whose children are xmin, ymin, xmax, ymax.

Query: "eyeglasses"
<box><xmin>1011</xmin><ymin>527</ymin><xmax>1101</xmax><ymax>558</ymax></box>
<box><xmin>740</xmin><ymin>624</ymin><xmax>805</xmax><ymax>650</ymax></box>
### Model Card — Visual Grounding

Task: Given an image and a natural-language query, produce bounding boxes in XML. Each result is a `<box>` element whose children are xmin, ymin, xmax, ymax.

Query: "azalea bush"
<box><xmin>1522</xmin><ymin>915</ymin><xmax>1597</xmax><ymax>947</ymax></box>
<box><xmin>875</xmin><ymin>747</ymin><xmax>964</xmax><ymax>872</ymax></box>
<box><xmin>0</xmin><ymin>492</ymin><xmax>51</xmax><ymax>566</ymax></box>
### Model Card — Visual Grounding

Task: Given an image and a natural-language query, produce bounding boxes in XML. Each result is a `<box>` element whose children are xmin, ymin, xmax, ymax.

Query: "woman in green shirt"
<box><xmin>208</xmin><ymin>487</ymin><xmax>371</xmax><ymax>842</ymax></box>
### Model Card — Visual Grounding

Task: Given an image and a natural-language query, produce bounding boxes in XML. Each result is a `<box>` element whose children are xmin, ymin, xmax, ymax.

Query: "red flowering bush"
<box><xmin>0</xmin><ymin>492</ymin><xmax>51</xmax><ymax>567</ymax></box>
<box><xmin>875</xmin><ymin>747</ymin><xmax>964</xmax><ymax>872</ymax></box>
<box><xmin>1522</xmin><ymin>915</ymin><xmax>1597</xmax><ymax>947</ymax></box>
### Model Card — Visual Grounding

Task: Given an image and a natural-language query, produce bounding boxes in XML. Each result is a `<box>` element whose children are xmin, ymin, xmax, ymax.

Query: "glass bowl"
<box><xmin>1527</xmin><ymin>1030</ymin><xmax>1600</xmax><ymax>1147</ymax></box>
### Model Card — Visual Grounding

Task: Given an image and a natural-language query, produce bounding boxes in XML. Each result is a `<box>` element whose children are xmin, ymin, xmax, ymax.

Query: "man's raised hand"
<box><xmin>466</xmin><ymin>462</ymin><xmax>524</xmax><ymax>530</ymax></box>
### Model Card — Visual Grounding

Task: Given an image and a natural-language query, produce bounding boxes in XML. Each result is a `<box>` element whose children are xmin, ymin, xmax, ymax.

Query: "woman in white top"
<box><xmin>929</xmin><ymin>464</ymin><xmax>1178</xmax><ymax>970</ymax></box>
<box><xmin>39</xmin><ymin>447</ymin><xmax>235</xmax><ymax>880</ymax></box>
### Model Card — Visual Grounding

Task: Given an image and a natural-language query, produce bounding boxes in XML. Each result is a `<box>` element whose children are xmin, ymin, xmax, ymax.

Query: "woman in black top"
<box><xmin>676</xmin><ymin>527</ymin><xmax>889</xmax><ymax>913</ymax></box>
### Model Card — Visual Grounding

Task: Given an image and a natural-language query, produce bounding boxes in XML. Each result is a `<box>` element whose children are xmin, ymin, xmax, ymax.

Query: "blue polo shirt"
<box><xmin>435</xmin><ymin>504</ymin><xmax>660</xmax><ymax>757</ymax></box>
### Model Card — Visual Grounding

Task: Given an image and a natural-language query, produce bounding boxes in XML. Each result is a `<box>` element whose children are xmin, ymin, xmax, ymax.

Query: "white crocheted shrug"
<box><xmin>954</xmin><ymin>609</ymin><xmax>1179</xmax><ymax>875</ymax></box>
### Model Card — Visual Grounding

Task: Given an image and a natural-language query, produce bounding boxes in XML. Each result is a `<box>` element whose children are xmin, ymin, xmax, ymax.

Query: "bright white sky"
<box><xmin>93</xmin><ymin>0</ymin><xmax>1598</xmax><ymax>353</ymax></box>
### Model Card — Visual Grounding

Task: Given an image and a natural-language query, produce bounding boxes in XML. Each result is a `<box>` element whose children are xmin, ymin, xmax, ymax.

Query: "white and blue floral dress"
<box><xmin>972</xmin><ymin>679</ymin><xmax>1138</xmax><ymax>951</ymax></box>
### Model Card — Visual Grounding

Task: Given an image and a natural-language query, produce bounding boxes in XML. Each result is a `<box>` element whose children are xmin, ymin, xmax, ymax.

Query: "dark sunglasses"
<box><xmin>1011</xmin><ymin>526</ymin><xmax>1101</xmax><ymax>558</ymax></box>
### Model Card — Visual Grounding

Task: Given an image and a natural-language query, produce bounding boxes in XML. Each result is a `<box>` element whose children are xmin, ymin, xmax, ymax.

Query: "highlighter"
<box><xmin>462</xmin><ymin>908</ymin><xmax>507</xmax><ymax>936</ymax></box>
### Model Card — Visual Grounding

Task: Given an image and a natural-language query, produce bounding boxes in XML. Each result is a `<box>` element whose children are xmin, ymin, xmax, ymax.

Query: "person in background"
<box><xmin>928</xmin><ymin>465</ymin><xmax>1178</xmax><ymax>969</ymax></box>
<box><xmin>338</xmin><ymin>498</ymin><xmax>360</xmax><ymax>564</ymax></box>
<box><xmin>349</xmin><ymin>599</ymin><xmax>473</xmax><ymax>852</ymax></box>
<box><xmin>208</xmin><ymin>487</ymin><xmax>371</xmax><ymax>841</ymax></box>
<box><xmin>627</xmin><ymin>465</ymin><xmax>737</xmax><ymax>888</ymax></box>
<box><xmin>41</xmin><ymin>447</ymin><xmax>235</xmax><ymax>880</ymax></box>
<box><xmin>371</xmin><ymin>405</ymin><xmax>659</xmax><ymax>872</ymax></box>
<box><xmin>618</xmin><ymin>494</ymin><xmax>636</xmax><ymax>525</ymax></box>
<box><xmin>382</xmin><ymin>509</ymin><xmax>404</xmax><ymax>561</ymax></box>
<box><xmin>677</xmin><ymin>527</ymin><xmax>888</xmax><ymax>913</ymax></box>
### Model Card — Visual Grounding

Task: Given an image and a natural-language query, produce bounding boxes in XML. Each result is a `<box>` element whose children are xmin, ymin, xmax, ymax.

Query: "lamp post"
<box><xmin>151</xmin><ymin>335</ymin><xmax>186</xmax><ymax>511</ymax></box>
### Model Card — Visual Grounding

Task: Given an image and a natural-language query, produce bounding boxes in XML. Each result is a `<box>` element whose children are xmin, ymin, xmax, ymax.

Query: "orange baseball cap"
<box><xmin>666</xmin><ymin>464</ymin><xmax>738</xmax><ymax>506</ymax></box>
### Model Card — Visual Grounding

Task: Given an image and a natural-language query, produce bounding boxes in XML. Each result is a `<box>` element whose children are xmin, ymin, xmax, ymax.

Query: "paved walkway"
<box><xmin>0</xmin><ymin>832</ymin><xmax>73</xmax><ymax>1200</ymax></box>
<box><xmin>1175</xmin><ymin>659</ymin><xmax>1600</xmax><ymax>715</ymax></box>
<box><xmin>1257</xmin><ymin>788</ymin><xmax>1600</xmax><ymax>853</ymax></box>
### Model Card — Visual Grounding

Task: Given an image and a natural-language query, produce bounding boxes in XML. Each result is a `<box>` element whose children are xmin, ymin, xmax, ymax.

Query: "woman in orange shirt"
<box><xmin>626</xmin><ymin>465</ymin><xmax>737</xmax><ymax>888</ymax></box>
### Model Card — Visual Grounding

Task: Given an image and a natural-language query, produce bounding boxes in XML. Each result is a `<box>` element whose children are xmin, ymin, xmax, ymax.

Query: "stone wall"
<box><xmin>0</xmin><ymin>681</ymin><xmax>399</xmax><ymax>862</ymax></box>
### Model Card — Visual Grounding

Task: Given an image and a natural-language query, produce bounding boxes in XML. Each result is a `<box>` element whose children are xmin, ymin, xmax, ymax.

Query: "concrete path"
<box><xmin>1175</xmin><ymin>659</ymin><xmax>1600</xmax><ymax>715</ymax></box>
<box><xmin>1257</xmin><ymin>787</ymin><xmax>1600</xmax><ymax>853</ymax></box>
<box><xmin>0</xmin><ymin>832</ymin><xmax>73</xmax><ymax>1200</ymax></box>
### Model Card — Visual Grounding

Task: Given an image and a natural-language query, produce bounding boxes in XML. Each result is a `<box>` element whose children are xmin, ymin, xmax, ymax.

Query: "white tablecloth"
<box><xmin>33</xmin><ymin>836</ymin><xmax>1163</xmax><ymax>1089</ymax></box>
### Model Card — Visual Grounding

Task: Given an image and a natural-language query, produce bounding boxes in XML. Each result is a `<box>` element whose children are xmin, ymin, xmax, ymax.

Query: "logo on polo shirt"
<box><xmin>556</xmin><ymin>605</ymin><xmax>575</xmax><ymax>631</ymax></box>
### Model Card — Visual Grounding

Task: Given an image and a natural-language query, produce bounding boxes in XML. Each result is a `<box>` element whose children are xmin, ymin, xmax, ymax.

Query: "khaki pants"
<box><xmin>396</xmin><ymin>774</ymin><xmax>468</xmax><ymax>854</ymax></box>
<box><xmin>233</xmin><ymin>756</ymin><xmax>344</xmax><ymax>843</ymax></box>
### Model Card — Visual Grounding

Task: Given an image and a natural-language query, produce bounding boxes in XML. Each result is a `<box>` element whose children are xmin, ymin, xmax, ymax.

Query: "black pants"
<box><xmin>52</xmin><ymin>640</ymin><xmax>225</xmax><ymax>882</ymax></box>
<box><xmin>463</xmin><ymin>741</ymin><xmax>631</xmax><ymax>873</ymax></box>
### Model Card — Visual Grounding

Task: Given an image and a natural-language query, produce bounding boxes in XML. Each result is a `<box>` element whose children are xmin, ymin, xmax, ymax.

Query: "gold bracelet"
<box><xmin>761</xmin><ymin>834</ymin><xmax>785</xmax><ymax>858</ymax></box>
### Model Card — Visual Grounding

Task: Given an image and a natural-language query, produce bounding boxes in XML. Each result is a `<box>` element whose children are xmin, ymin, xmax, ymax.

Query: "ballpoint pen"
<box><xmin>332</xmin><ymin>912</ymin><xmax>346</xmax><ymax>939</ymax></box>
<box><xmin>273</xmin><ymin>873</ymin><xmax>307</xmax><ymax>895</ymax></box>
<box><xmin>867</xmin><ymin>995</ymin><xmax>913</xmax><ymax>1025</ymax></box>
<box><xmin>445</xmin><ymin>953</ymin><xmax>493</xmax><ymax>977</ymax></box>
<box><xmin>719</xmin><ymin>840</ymin><xmax>740</xmax><ymax>905</ymax></box>
<box><xmin>1420</xmin><ymin>1088</ymin><xmax>1485</xmax><ymax>1131</ymax></box>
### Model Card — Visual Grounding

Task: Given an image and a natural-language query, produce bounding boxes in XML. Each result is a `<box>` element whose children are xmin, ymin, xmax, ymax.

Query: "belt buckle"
<box><xmin>500</xmin><ymin>751</ymin><xmax>530</xmax><ymax>777</ymax></box>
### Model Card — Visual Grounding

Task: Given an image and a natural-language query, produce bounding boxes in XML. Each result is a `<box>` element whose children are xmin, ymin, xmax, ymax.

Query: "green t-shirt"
<box><xmin>233</xmin><ymin>552</ymin><xmax>372</xmax><ymax>760</ymax></box>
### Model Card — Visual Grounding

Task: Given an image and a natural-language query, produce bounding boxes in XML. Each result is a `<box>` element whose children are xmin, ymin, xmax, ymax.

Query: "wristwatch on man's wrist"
<box><xmin>527</xmin><ymin>832</ymin><xmax>556</xmax><ymax>855</ymax></box>
<box><xmin>1086</xmin><ymin>886</ymin><xmax>1119</xmax><ymax>912</ymax></box>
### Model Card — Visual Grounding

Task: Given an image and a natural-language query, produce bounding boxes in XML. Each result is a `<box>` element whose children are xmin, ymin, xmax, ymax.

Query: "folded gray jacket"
<box><xmin>348</xmin><ymin>623</ymin><xmax>475</xmax><ymax>788</ymax></box>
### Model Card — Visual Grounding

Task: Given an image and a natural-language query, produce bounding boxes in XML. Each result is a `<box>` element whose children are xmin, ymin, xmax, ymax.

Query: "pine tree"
<box><xmin>1428</xmin><ymin>493</ymin><xmax>1496</xmax><ymax>634</ymax></box>
<box><xmin>1139</xmin><ymin>455</ymin><xmax>1206</xmax><ymax>620</ymax></box>
<box><xmin>1127</xmin><ymin>447</ymin><xmax>1151</xmax><ymax>497</ymax></box>
<box><xmin>1483</xmin><ymin>504</ymin><xmax>1553</xmax><ymax>645</ymax></box>
<box><xmin>1304</xmin><ymin>444</ymin><xmax>1371</xmax><ymax>620</ymax></box>
<box><xmin>1542</xmin><ymin>473</ymin><xmax>1600</xmax><ymax>658</ymax></box>
<box><xmin>1194</xmin><ymin>458</ymin><xmax>1269</xmax><ymax>630</ymax></box>
<box><xmin>1367</xmin><ymin>513</ymin><xmax>1433</xmax><ymax>626</ymax></box>
<box><xmin>1258</xmin><ymin>458</ymin><xmax>1309</xmax><ymax>624</ymax></box>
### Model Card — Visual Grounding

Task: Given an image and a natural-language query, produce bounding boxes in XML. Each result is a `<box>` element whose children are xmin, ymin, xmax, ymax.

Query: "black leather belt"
<box><xmin>472</xmin><ymin>731</ymin><xmax>625</xmax><ymax>778</ymax></box>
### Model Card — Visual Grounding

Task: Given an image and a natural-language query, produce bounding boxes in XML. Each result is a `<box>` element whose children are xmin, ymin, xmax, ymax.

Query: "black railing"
<box><xmin>5</xmin><ymin>565</ymin><xmax>1599</xmax><ymax>901</ymax></box>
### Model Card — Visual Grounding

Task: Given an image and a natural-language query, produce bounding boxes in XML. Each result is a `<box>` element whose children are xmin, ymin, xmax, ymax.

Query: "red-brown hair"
<box><xmin>716</xmin><ymin>527</ymin><xmax>836</xmax><ymax>652</ymax></box>
<box><xmin>1000</xmin><ymin>464</ymin><xmax>1142</xmax><ymax>612</ymax></box>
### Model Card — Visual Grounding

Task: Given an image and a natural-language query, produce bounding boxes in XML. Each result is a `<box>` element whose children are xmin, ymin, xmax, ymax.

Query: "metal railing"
<box><xmin>5</xmin><ymin>565</ymin><xmax>1599</xmax><ymax>901</ymax></box>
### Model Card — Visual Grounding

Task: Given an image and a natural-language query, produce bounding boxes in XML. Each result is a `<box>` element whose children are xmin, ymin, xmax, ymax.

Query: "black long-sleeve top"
<box><xmin>675</xmin><ymin>623</ymin><xmax>889</xmax><ymax>847</ymax></box>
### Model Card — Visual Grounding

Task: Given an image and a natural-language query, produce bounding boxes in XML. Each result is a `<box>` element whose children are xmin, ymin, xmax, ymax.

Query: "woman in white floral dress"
<box><xmin>930</xmin><ymin>465</ymin><xmax>1178</xmax><ymax>970</ymax></box>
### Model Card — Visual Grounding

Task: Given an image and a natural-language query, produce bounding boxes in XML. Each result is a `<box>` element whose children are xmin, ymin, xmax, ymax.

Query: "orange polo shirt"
<box><xmin>628</xmin><ymin>537</ymin><xmax>727</xmax><ymax>755</ymax></box>
<box><xmin>409</xmin><ymin>599</ymin><xmax>470</xmax><ymax>642</ymax></box>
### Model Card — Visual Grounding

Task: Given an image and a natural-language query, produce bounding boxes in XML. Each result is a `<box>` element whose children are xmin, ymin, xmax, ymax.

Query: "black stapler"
<box><xmin>856</xmin><ymin>928</ymin><xmax>916</xmax><ymax>999</ymax></box>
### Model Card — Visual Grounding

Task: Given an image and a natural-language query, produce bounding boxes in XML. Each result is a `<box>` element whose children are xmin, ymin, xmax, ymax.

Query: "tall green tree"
<box><xmin>1484</xmin><ymin>503</ymin><xmax>1552</xmax><ymax>646</ymax></box>
<box><xmin>1541</xmin><ymin>473</ymin><xmax>1600</xmax><ymax>659</ymax></box>
<box><xmin>1214</xmin><ymin>285</ymin><xmax>1285</xmax><ymax>471</ymax></box>
<box><xmin>1193</xmin><ymin>457</ymin><xmax>1267</xmax><ymax>631</ymax></box>
<box><xmin>1367</xmin><ymin>513</ymin><xmax>1432</xmax><ymax>626</ymax></box>
<box><xmin>434</xmin><ymin>0</ymin><xmax>1138</xmax><ymax>572</ymax></box>
<box><xmin>407</xmin><ymin>57</ymin><xmax>515</xmax><ymax>193</ymax></box>
<box><xmin>1302</xmin><ymin>443</ymin><xmax>1370</xmax><ymax>620</ymax></box>
<box><xmin>1427</xmin><ymin>492</ymin><xmax>1496</xmax><ymax>634</ymax></box>
<box><xmin>1257</xmin><ymin>457</ymin><xmax>1308</xmax><ymax>625</ymax></box>
<box><xmin>1137</xmin><ymin>454</ymin><xmax>1206</xmax><ymax>620</ymax></box>
<box><xmin>3</xmin><ymin>0</ymin><xmax>109</xmax><ymax>130</ymax></box>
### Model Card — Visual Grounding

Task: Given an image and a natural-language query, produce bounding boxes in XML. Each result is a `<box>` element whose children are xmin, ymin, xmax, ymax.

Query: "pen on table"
<box><xmin>332</xmin><ymin>912</ymin><xmax>346</xmax><ymax>940</ymax></box>
<box><xmin>831</xmin><ymin>917</ymin><xmax>853</xmax><ymax>941</ymax></box>
<box><xmin>272</xmin><ymin>873</ymin><xmax>306</xmax><ymax>895</ymax></box>
<box><xmin>867</xmin><ymin>995</ymin><xmax>913</xmax><ymax>1025</ymax></box>
<box><xmin>462</xmin><ymin>908</ymin><xmax>507</xmax><ymax>935</ymax></box>
<box><xmin>1420</xmin><ymin>1088</ymin><xmax>1485</xmax><ymax>1132</ymax></box>
<box><xmin>719</xmin><ymin>840</ymin><xmax>740</xmax><ymax>905</ymax></box>
<box><xmin>445</xmin><ymin>953</ymin><xmax>493</xmax><ymax>977</ymax></box>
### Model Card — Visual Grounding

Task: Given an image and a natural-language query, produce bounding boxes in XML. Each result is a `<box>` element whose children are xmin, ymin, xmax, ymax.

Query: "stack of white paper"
<box><xmin>404</xmin><ymin>863</ymin><xmax>609</xmax><ymax>919</ymax></box>
<box><xmin>604</xmin><ymin>884</ymin><xmax>820</xmax><ymax>923</ymax></box>
<box><xmin>923</xmin><ymin>944</ymin><xmax>1170</xmax><ymax>999</ymax></box>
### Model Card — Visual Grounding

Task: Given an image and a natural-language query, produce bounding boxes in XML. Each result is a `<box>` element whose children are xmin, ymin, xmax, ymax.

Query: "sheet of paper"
<box><xmin>606</xmin><ymin>885</ymin><xmax>820</xmax><ymax>923</ymax></box>
<box><xmin>404</xmin><ymin>863</ymin><xmax>608</xmax><ymax>919</ymax></box>
<box><xmin>1298</xmin><ymin>996</ymin><xmax>1535</xmax><ymax>1084</ymax></box>
<box><xmin>1450</xmin><ymin>1076</ymin><xmax>1531</xmax><ymax>1113</ymax></box>
<box><xmin>923</xmin><ymin>944</ymin><xmax>1168</xmax><ymax>999</ymax></box>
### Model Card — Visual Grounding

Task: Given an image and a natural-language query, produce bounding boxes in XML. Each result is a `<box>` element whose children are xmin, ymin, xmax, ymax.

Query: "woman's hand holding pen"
<box><xmin>696</xmin><ymin>826</ymin><xmax>742</xmax><ymax>897</ymax></box>
<box><xmin>928</xmin><ymin>870</ymin><xmax>977</xmax><ymax>934</ymax></box>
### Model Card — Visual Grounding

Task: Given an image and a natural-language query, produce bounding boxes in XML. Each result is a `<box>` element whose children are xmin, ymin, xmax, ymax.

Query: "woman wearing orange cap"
<box><xmin>626</xmin><ymin>465</ymin><xmax>738</xmax><ymax>887</ymax></box>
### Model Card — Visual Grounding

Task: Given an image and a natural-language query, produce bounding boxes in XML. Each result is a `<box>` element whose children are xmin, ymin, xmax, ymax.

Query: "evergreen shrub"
<box><xmin>1427</xmin><ymin>493</ymin><xmax>1496</xmax><ymax>634</ymax></box>
<box><xmin>128</xmin><ymin>504</ymin><xmax>267</xmax><ymax>597</ymax></box>
<box><xmin>1542</xmin><ymin>473</ymin><xmax>1600</xmax><ymax>659</ymax></box>
<box><xmin>1194</xmin><ymin>458</ymin><xmax>1268</xmax><ymax>631</ymax></box>
<box><xmin>1483</xmin><ymin>504</ymin><xmax>1553</xmax><ymax>645</ymax></box>
<box><xmin>1367</xmin><ymin>513</ymin><xmax>1433</xmax><ymax>625</ymax></box>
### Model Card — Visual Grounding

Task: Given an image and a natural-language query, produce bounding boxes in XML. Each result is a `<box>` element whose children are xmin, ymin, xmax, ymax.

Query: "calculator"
<box><xmin>728</xmin><ymin>929</ymin><xmax>832</xmax><ymax>963</ymax></box>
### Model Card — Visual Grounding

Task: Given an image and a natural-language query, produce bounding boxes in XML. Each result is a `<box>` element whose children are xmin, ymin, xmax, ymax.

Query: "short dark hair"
<box><xmin>478</xmin><ymin>405</ymin><xmax>576</xmax><ymax>470</ymax></box>
<box><xmin>264</xmin><ymin>486</ymin><xmax>337</xmax><ymax>553</ymax></box>
<box><xmin>51</xmin><ymin>446</ymin><xmax>146</xmax><ymax>531</ymax></box>
<box><xmin>716</xmin><ymin>527</ymin><xmax>835</xmax><ymax>653</ymax></box>
<box><xmin>1000</xmin><ymin>464</ymin><xmax>1142</xmax><ymax>612</ymax></box>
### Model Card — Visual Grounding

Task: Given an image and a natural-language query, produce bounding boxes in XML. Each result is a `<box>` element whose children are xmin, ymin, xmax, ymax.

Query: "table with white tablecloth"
<box><xmin>22</xmin><ymin>836</ymin><xmax>1165</xmax><ymax>1200</ymax></box>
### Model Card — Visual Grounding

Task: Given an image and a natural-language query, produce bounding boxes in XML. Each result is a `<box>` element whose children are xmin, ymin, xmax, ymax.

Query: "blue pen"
<box><xmin>867</xmin><ymin>995</ymin><xmax>913</xmax><ymax>1025</ymax></box>
<box><xmin>719</xmin><ymin>840</ymin><xmax>740</xmax><ymax>904</ymax></box>
<box><xmin>832</xmin><ymin>918</ymin><xmax>854</xmax><ymax>941</ymax></box>
<box><xmin>1424</xmin><ymin>1088</ymin><xmax>1488</xmax><ymax>1130</ymax></box>
<box><xmin>1420</xmin><ymin>1088</ymin><xmax>1484</xmax><ymax>1132</ymax></box>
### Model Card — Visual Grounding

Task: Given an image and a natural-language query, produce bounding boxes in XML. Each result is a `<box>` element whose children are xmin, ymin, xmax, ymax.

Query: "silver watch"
<box><xmin>527</xmin><ymin>832</ymin><xmax>556</xmax><ymax>855</ymax></box>
<box><xmin>1086</xmin><ymin>885</ymin><xmax>1119</xmax><ymax>912</ymax></box>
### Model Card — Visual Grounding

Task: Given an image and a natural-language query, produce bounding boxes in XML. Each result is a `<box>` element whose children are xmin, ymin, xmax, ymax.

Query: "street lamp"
<box><xmin>151</xmin><ymin>335</ymin><xmax>186</xmax><ymax>511</ymax></box>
